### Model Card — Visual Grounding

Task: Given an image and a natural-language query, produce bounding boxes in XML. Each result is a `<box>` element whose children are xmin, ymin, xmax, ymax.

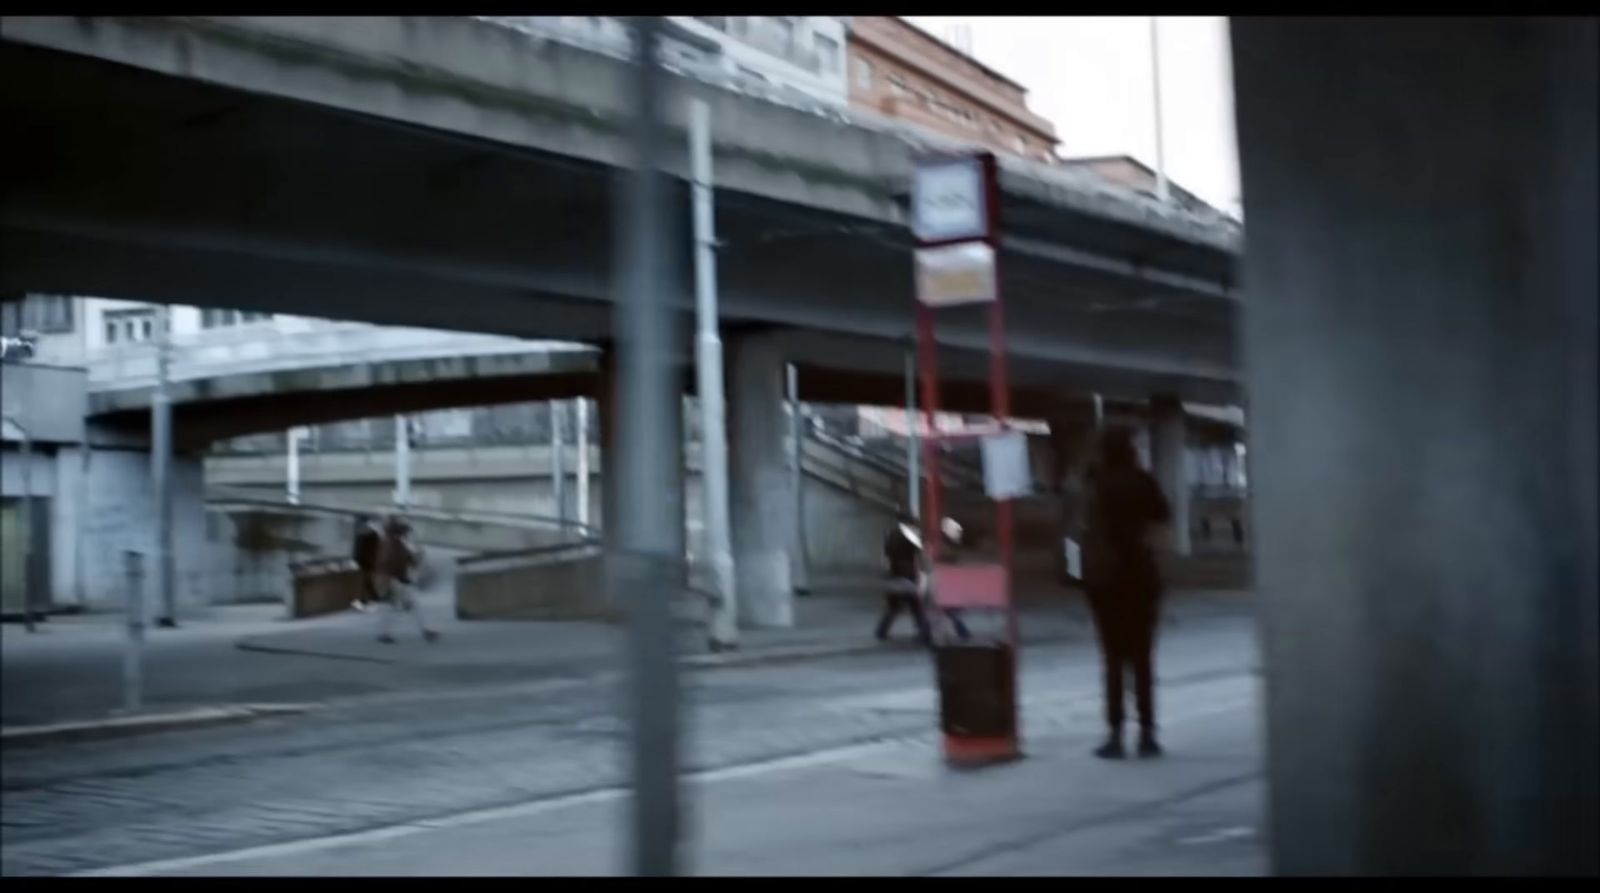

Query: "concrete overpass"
<box><xmin>0</xmin><ymin>15</ymin><xmax>1241</xmax><ymax>408</ymax></box>
<box><xmin>84</xmin><ymin>322</ymin><xmax>601</xmax><ymax>447</ymax></box>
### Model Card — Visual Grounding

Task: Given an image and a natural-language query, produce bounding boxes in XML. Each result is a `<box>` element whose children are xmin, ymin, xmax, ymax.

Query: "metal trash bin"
<box><xmin>935</xmin><ymin>641</ymin><xmax>1017</xmax><ymax>741</ymax></box>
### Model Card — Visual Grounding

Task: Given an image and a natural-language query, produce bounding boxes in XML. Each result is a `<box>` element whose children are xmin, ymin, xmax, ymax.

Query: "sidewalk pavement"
<box><xmin>3</xmin><ymin>571</ymin><xmax>1252</xmax><ymax>737</ymax></box>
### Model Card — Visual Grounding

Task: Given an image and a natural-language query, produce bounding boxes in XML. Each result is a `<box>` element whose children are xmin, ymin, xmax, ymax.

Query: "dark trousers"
<box><xmin>1088</xmin><ymin>594</ymin><xmax>1160</xmax><ymax>731</ymax></box>
<box><xmin>876</xmin><ymin>592</ymin><xmax>932</xmax><ymax>642</ymax></box>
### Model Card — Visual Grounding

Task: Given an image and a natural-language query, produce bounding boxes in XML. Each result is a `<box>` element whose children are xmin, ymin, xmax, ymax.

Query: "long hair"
<box><xmin>1094</xmin><ymin>424</ymin><xmax>1140</xmax><ymax>472</ymax></box>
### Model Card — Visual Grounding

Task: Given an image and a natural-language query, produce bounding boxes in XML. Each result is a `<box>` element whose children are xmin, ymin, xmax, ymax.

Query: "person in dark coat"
<box><xmin>350</xmin><ymin>514</ymin><xmax>384</xmax><ymax>611</ymax></box>
<box><xmin>1082</xmin><ymin>425</ymin><xmax>1172</xmax><ymax>759</ymax></box>
<box><xmin>374</xmin><ymin>515</ymin><xmax>440</xmax><ymax>644</ymax></box>
<box><xmin>876</xmin><ymin>512</ymin><xmax>931</xmax><ymax>643</ymax></box>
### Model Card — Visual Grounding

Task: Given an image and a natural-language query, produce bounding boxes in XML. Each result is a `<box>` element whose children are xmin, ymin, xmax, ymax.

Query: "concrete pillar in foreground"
<box><xmin>728</xmin><ymin>332</ymin><xmax>794</xmax><ymax>628</ymax></box>
<box><xmin>1149</xmin><ymin>395</ymin><xmax>1190</xmax><ymax>557</ymax></box>
<box><xmin>1232</xmin><ymin>17</ymin><xmax>1597</xmax><ymax>876</ymax></box>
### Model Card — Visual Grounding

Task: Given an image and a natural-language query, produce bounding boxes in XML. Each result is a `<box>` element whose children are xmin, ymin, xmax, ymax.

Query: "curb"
<box><xmin>1</xmin><ymin>703</ymin><xmax>315</xmax><ymax>749</ymax></box>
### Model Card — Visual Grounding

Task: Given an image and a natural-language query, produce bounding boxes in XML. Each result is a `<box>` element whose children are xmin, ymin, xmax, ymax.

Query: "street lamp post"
<box><xmin>1150</xmin><ymin>17</ymin><xmax>1171</xmax><ymax>203</ymax></box>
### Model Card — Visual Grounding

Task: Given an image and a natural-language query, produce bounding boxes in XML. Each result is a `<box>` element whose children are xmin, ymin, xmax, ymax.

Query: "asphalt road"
<box><xmin>2</xmin><ymin>614</ymin><xmax>1260</xmax><ymax>876</ymax></box>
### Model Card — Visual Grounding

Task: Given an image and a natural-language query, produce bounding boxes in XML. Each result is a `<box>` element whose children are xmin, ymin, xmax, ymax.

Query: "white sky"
<box><xmin>905</xmin><ymin>16</ymin><xmax>1241</xmax><ymax>215</ymax></box>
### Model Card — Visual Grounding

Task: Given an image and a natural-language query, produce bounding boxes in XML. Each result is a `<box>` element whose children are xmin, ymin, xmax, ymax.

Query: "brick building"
<box><xmin>847</xmin><ymin>16</ymin><xmax>1058</xmax><ymax>161</ymax></box>
<box><xmin>1059</xmin><ymin>154</ymin><xmax>1220</xmax><ymax>215</ymax></box>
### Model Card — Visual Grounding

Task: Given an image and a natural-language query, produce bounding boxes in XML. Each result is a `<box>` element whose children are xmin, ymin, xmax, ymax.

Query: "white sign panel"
<box><xmin>912</xmin><ymin>157</ymin><xmax>988</xmax><ymax>243</ymax></box>
<box><xmin>981</xmin><ymin>430</ymin><xmax>1033</xmax><ymax>501</ymax></box>
<box><xmin>916</xmin><ymin>242</ymin><xmax>997</xmax><ymax>307</ymax></box>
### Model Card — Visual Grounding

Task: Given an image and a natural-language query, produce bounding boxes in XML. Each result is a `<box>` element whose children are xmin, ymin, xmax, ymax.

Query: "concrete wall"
<box><xmin>79</xmin><ymin>447</ymin><xmax>208</xmax><ymax>614</ymax></box>
<box><xmin>454</xmin><ymin>545</ymin><xmax>607</xmax><ymax>621</ymax></box>
<box><xmin>1</xmin><ymin>362</ymin><xmax>87</xmax><ymax>444</ymax></box>
<box><xmin>212</xmin><ymin>441</ymin><xmax>901</xmax><ymax>573</ymax></box>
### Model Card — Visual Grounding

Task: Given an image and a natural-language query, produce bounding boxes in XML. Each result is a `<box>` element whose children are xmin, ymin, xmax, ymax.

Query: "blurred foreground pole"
<box><xmin>1232</xmin><ymin>18</ymin><xmax>1597</xmax><ymax>875</ymax></box>
<box><xmin>690</xmin><ymin>96</ymin><xmax>738</xmax><ymax>650</ymax></box>
<box><xmin>614</xmin><ymin>16</ymin><xmax>682</xmax><ymax>876</ymax></box>
<box><xmin>152</xmin><ymin>304</ymin><xmax>177</xmax><ymax>627</ymax></box>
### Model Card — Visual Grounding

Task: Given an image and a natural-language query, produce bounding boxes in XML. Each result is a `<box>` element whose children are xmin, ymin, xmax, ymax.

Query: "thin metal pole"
<box><xmin>394</xmin><ymin>414</ymin><xmax>411</xmax><ymax>509</ymax></box>
<box><xmin>905</xmin><ymin>350</ymin><xmax>921</xmax><ymax>521</ymax></box>
<box><xmin>1150</xmin><ymin>17</ymin><xmax>1170</xmax><ymax>203</ymax></box>
<box><xmin>552</xmin><ymin>401</ymin><xmax>568</xmax><ymax>524</ymax></box>
<box><xmin>17</xmin><ymin>410</ymin><xmax>37</xmax><ymax>632</ymax></box>
<box><xmin>787</xmin><ymin>362</ymin><xmax>810</xmax><ymax>596</ymax></box>
<box><xmin>576</xmin><ymin>398</ymin><xmax>591</xmax><ymax>527</ymax></box>
<box><xmin>693</xmin><ymin>96</ymin><xmax>739</xmax><ymax>649</ymax></box>
<box><xmin>122</xmin><ymin>549</ymin><xmax>145</xmax><ymax>712</ymax></box>
<box><xmin>73</xmin><ymin>439</ymin><xmax>91</xmax><ymax>609</ymax></box>
<box><xmin>615</xmin><ymin>16</ymin><xmax>681</xmax><ymax>876</ymax></box>
<box><xmin>286</xmin><ymin>427</ymin><xmax>302</xmax><ymax>506</ymax></box>
<box><xmin>152</xmin><ymin>305</ymin><xmax>177</xmax><ymax>628</ymax></box>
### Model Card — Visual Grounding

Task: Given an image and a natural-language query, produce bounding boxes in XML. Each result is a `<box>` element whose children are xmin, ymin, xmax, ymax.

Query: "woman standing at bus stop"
<box><xmin>1082</xmin><ymin>426</ymin><xmax>1172</xmax><ymax>759</ymax></box>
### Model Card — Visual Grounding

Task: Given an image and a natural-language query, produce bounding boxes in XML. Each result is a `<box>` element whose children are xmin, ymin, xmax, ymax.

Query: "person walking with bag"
<box><xmin>375</xmin><ymin>515</ymin><xmax>440</xmax><ymax>645</ymax></box>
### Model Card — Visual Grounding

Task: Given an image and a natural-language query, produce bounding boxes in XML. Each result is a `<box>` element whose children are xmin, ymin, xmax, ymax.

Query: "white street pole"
<box><xmin>690</xmin><ymin>96</ymin><xmax>738</xmax><ymax>651</ymax></box>
<box><xmin>787</xmin><ymin>363</ymin><xmax>810</xmax><ymax>596</ymax></box>
<box><xmin>552</xmin><ymin>401</ymin><xmax>568</xmax><ymax>524</ymax></box>
<box><xmin>394</xmin><ymin>414</ymin><xmax>412</xmax><ymax>509</ymax></box>
<box><xmin>577</xmin><ymin>399</ymin><xmax>593</xmax><ymax>527</ymax></box>
<box><xmin>152</xmin><ymin>305</ymin><xmax>177</xmax><ymax>628</ymax></box>
<box><xmin>286</xmin><ymin>427</ymin><xmax>303</xmax><ymax>506</ymax></box>
<box><xmin>1150</xmin><ymin>17</ymin><xmax>1170</xmax><ymax>204</ymax></box>
<box><xmin>905</xmin><ymin>350</ymin><xmax>921</xmax><ymax>521</ymax></box>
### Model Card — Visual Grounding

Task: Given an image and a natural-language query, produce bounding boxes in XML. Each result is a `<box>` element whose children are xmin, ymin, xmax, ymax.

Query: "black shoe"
<box><xmin>1094</xmin><ymin>738</ymin><xmax>1126</xmax><ymax>760</ymax></box>
<box><xmin>1137</xmin><ymin>732</ymin><xmax>1163</xmax><ymax>758</ymax></box>
<box><xmin>423</xmin><ymin>630</ymin><xmax>441</xmax><ymax>644</ymax></box>
<box><xmin>377</xmin><ymin>634</ymin><xmax>396</xmax><ymax>645</ymax></box>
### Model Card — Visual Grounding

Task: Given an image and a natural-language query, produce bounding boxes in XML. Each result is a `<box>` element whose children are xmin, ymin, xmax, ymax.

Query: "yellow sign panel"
<box><xmin>916</xmin><ymin>242</ymin><xmax>997</xmax><ymax>307</ymax></box>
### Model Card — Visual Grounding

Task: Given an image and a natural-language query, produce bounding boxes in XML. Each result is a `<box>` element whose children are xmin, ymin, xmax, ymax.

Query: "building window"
<box><xmin>6</xmin><ymin>294</ymin><xmax>76</xmax><ymax>335</ymax></box>
<box><xmin>103</xmin><ymin>308</ymin><xmax>157</xmax><ymax>345</ymax></box>
<box><xmin>888</xmin><ymin>75</ymin><xmax>911</xmax><ymax>97</ymax></box>
<box><xmin>854</xmin><ymin>57</ymin><xmax>873</xmax><ymax>89</ymax></box>
<box><xmin>201</xmin><ymin>308</ymin><xmax>272</xmax><ymax>329</ymax></box>
<box><xmin>814</xmin><ymin>33</ymin><xmax>840</xmax><ymax>75</ymax></box>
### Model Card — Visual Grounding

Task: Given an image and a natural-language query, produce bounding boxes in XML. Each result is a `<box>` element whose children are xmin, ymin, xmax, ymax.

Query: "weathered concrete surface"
<box><xmin>1233</xmin><ymin>18</ymin><xmax>1597</xmax><ymax>876</ymax></box>
<box><xmin>454</xmin><ymin>544</ymin><xmax>607</xmax><ymax>621</ymax></box>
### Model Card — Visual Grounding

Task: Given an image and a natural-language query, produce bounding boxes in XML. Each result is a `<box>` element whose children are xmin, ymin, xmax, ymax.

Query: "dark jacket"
<box><xmin>378</xmin><ymin>524</ymin><xmax>417</xmax><ymax>584</ymax></box>
<box><xmin>1083</xmin><ymin>462</ymin><xmax>1171</xmax><ymax>604</ymax></box>
<box><xmin>352</xmin><ymin>524</ymin><xmax>382</xmax><ymax>573</ymax></box>
<box><xmin>883</xmin><ymin>524</ymin><xmax>921</xmax><ymax>583</ymax></box>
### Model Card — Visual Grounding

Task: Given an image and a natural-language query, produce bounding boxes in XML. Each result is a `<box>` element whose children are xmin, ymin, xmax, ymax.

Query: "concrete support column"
<box><xmin>1232</xmin><ymin>18</ymin><xmax>1597</xmax><ymax>875</ymax></box>
<box><xmin>1149</xmin><ymin>395</ymin><xmax>1190</xmax><ymax>556</ymax></box>
<box><xmin>728</xmin><ymin>333</ymin><xmax>794</xmax><ymax>628</ymax></box>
